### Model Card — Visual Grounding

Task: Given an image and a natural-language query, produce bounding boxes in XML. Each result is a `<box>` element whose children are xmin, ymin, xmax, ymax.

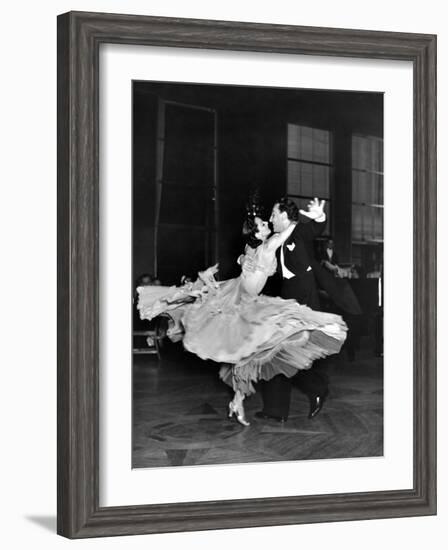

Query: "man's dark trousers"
<box><xmin>259</xmin><ymin>270</ymin><xmax>329</xmax><ymax>419</ymax></box>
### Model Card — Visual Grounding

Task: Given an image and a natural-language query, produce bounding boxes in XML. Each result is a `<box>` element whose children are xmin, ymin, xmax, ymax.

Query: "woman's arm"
<box><xmin>237</xmin><ymin>245</ymin><xmax>251</xmax><ymax>266</ymax></box>
<box><xmin>238</xmin><ymin>245</ymin><xmax>258</xmax><ymax>273</ymax></box>
<box><xmin>265</xmin><ymin>222</ymin><xmax>297</xmax><ymax>252</ymax></box>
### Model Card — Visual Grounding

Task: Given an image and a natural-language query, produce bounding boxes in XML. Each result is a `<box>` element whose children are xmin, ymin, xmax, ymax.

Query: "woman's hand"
<box><xmin>200</xmin><ymin>263</ymin><xmax>219</xmax><ymax>278</ymax></box>
<box><xmin>239</xmin><ymin>254</ymin><xmax>257</xmax><ymax>273</ymax></box>
<box><xmin>189</xmin><ymin>287</ymin><xmax>209</xmax><ymax>298</ymax></box>
<box><xmin>198</xmin><ymin>264</ymin><xmax>219</xmax><ymax>289</ymax></box>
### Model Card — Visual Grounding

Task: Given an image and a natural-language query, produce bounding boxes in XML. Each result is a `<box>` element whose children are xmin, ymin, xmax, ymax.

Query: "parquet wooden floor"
<box><xmin>132</xmin><ymin>342</ymin><xmax>383</xmax><ymax>468</ymax></box>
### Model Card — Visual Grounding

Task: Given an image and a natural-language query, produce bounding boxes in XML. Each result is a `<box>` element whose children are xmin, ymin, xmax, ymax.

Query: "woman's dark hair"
<box><xmin>276</xmin><ymin>197</ymin><xmax>299</xmax><ymax>222</ymax></box>
<box><xmin>242</xmin><ymin>216</ymin><xmax>263</xmax><ymax>249</ymax></box>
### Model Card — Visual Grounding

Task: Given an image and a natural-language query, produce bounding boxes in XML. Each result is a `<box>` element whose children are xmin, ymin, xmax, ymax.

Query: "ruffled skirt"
<box><xmin>138</xmin><ymin>277</ymin><xmax>347</xmax><ymax>395</ymax></box>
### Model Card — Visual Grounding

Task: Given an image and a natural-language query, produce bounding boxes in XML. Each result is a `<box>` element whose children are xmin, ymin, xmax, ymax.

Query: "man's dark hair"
<box><xmin>242</xmin><ymin>216</ymin><xmax>263</xmax><ymax>249</ymax></box>
<box><xmin>276</xmin><ymin>197</ymin><xmax>299</xmax><ymax>222</ymax></box>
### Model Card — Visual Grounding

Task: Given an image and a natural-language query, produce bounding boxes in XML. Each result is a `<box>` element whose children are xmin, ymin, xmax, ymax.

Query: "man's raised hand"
<box><xmin>299</xmin><ymin>198</ymin><xmax>326</xmax><ymax>220</ymax></box>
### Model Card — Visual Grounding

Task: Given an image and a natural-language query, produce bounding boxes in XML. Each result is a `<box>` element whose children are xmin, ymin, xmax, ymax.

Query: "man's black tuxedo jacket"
<box><xmin>275</xmin><ymin>219</ymin><xmax>326</xmax><ymax>308</ymax></box>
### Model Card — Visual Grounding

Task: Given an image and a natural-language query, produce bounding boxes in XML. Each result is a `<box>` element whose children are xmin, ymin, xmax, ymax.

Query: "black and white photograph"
<box><xmin>2</xmin><ymin>0</ymin><xmax>442</xmax><ymax>546</ymax></box>
<box><xmin>132</xmin><ymin>81</ymin><xmax>384</xmax><ymax>468</ymax></box>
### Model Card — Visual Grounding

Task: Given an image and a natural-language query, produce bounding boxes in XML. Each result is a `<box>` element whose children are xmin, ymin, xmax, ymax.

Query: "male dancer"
<box><xmin>256</xmin><ymin>197</ymin><xmax>329</xmax><ymax>422</ymax></box>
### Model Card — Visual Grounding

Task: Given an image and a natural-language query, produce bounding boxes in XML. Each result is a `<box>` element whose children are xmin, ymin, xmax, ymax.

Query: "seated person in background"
<box><xmin>366</xmin><ymin>263</ymin><xmax>383</xmax><ymax>279</ymax></box>
<box><xmin>133</xmin><ymin>273</ymin><xmax>167</xmax><ymax>349</ymax></box>
<box><xmin>133</xmin><ymin>273</ymin><xmax>155</xmax><ymax>301</ymax></box>
<box><xmin>348</xmin><ymin>265</ymin><xmax>360</xmax><ymax>279</ymax></box>
<box><xmin>320</xmin><ymin>237</ymin><xmax>340</xmax><ymax>274</ymax></box>
<box><xmin>313</xmin><ymin>239</ymin><xmax>363</xmax><ymax>360</ymax></box>
<box><xmin>319</xmin><ymin>237</ymin><xmax>357</xmax><ymax>279</ymax></box>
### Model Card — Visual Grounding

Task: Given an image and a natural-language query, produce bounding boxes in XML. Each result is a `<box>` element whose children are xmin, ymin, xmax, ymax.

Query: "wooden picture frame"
<box><xmin>57</xmin><ymin>11</ymin><xmax>436</xmax><ymax>538</ymax></box>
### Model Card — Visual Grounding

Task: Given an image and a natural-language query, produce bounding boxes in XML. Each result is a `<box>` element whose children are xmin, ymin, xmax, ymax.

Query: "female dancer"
<box><xmin>137</xmin><ymin>216</ymin><xmax>347</xmax><ymax>426</ymax></box>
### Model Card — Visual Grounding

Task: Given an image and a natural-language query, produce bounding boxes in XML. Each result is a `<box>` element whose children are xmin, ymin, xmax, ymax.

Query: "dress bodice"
<box><xmin>240</xmin><ymin>244</ymin><xmax>277</xmax><ymax>296</ymax></box>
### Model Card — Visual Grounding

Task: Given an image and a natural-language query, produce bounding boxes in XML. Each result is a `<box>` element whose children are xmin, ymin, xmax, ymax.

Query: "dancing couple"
<box><xmin>137</xmin><ymin>197</ymin><xmax>347</xmax><ymax>426</ymax></box>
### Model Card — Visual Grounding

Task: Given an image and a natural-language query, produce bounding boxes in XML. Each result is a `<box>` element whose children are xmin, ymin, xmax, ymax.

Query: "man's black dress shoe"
<box><xmin>255</xmin><ymin>411</ymin><xmax>287</xmax><ymax>423</ymax></box>
<box><xmin>308</xmin><ymin>390</ymin><xmax>329</xmax><ymax>419</ymax></box>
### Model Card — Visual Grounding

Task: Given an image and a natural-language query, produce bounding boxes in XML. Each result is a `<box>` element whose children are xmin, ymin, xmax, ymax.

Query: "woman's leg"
<box><xmin>228</xmin><ymin>389</ymin><xmax>250</xmax><ymax>426</ymax></box>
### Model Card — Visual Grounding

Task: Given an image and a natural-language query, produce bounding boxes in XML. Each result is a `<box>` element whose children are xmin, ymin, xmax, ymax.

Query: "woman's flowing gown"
<box><xmin>137</xmin><ymin>245</ymin><xmax>347</xmax><ymax>395</ymax></box>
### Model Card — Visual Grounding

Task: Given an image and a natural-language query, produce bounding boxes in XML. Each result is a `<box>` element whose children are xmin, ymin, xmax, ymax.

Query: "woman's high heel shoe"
<box><xmin>228</xmin><ymin>400</ymin><xmax>250</xmax><ymax>427</ymax></box>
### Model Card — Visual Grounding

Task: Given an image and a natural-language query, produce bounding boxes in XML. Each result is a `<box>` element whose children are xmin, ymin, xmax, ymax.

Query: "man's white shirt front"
<box><xmin>280</xmin><ymin>244</ymin><xmax>296</xmax><ymax>279</ymax></box>
<box><xmin>279</xmin><ymin>215</ymin><xmax>325</xmax><ymax>279</ymax></box>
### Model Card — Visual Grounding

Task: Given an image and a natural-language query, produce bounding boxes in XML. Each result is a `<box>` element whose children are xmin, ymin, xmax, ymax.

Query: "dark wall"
<box><xmin>133</xmin><ymin>81</ymin><xmax>383</xmax><ymax>284</ymax></box>
<box><xmin>133</xmin><ymin>89</ymin><xmax>158</xmax><ymax>282</ymax></box>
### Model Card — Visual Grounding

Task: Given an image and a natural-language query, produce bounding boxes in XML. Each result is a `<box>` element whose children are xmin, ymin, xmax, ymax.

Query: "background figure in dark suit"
<box><xmin>313</xmin><ymin>237</ymin><xmax>363</xmax><ymax>360</ymax></box>
<box><xmin>256</xmin><ymin>197</ymin><xmax>329</xmax><ymax>422</ymax></box>
<box><xmin>319</xmin><ymin>237</ymin><xmax>340</xmax><ymax>275</ymax></box>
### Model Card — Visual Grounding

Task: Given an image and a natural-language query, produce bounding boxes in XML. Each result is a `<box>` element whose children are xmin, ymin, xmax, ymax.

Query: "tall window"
<box><xmin>287</xmin><ymin>124</ymin><xmax>332</xmax><ymax>232</ymax></box>
<box><xmin>351</xmin><ymin>135</ymin><xmax>383</xmax><ymax>243</ymax></box>
<box><xmin>351</xmin><ymin>134</ymin><xmax>384</xmax><ymax>270</ymax></box>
